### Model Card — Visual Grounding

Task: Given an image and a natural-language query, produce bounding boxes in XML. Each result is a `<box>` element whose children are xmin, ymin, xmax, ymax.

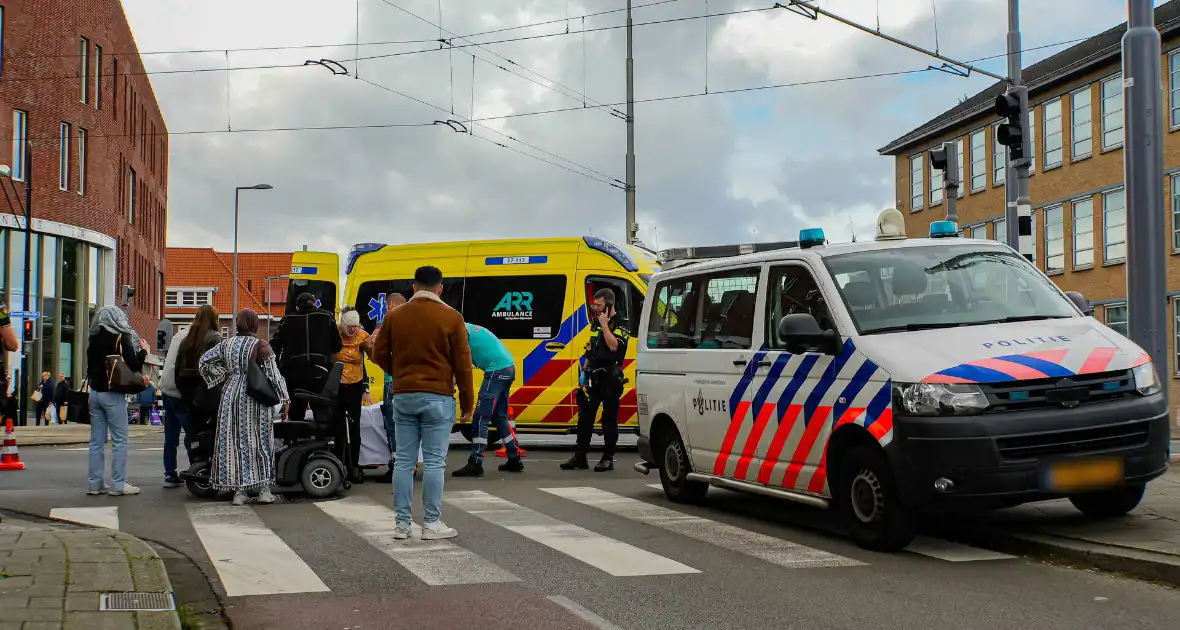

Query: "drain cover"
<box><xmin>99</xmin><ymin>592</ymin><xmax>175</xmax><ymax>612</ymax></box>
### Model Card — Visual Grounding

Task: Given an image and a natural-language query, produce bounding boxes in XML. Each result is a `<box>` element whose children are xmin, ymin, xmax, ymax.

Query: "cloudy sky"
<box><xmin>124</xmin><ymin>0</ymin><xmax>1159</xmax><ymax>260</ymax></box>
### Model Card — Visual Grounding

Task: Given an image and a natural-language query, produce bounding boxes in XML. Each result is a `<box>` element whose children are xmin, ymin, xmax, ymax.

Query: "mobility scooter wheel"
<box><xmin>302</xmin><ymin>458</ymin><xmax>344</xmax><ymax>498</ymax></box>
<box><xmin>185</xmin><ymin>463</ymin><xmax>218</xmax><ymax>499</ymax></box>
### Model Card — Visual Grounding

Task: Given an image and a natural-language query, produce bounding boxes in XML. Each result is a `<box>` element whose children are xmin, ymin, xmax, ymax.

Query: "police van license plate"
<box><xmin>1042</xmin><ymin>457</ymin><xmax>1124</xmax><ymax>493</ymax></box>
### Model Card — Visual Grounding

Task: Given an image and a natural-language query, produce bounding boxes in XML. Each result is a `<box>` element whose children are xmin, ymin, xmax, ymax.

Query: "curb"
<box><xmin>963</xmin><ymin>528</ymin><xmax>1180</xmax><ymax>586</ymax></box>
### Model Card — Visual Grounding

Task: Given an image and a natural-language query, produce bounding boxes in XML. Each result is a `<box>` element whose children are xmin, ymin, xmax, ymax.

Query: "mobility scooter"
<box><xmin>180</xmin><ymin>362</ymin><xmax>351</xmax><ymax>499</ymax></box>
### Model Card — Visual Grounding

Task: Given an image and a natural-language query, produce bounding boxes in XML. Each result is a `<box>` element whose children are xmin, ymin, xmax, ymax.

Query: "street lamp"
<box><xmin>232</xmin><ymin>184</ymin><xmax>273</xmax><ymax>336</ymax></box>
<box><xmin>1</xmin><ymin>146</ymin><xmax>34</xmax><ymax>428</ymax></box>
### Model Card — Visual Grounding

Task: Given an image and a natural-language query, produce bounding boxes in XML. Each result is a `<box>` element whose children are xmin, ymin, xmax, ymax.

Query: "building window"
<box><xmin>969</xmin><ymin>225</ymin><xmax>985</xmax><ymax>239</ymax></box>
<box><xmin>1171</xmin><ymin>52</ymin><xmax>1180</xmax><ymax>128</ymax></box>
<box><xmin>969</xmin><ymin>130</ymin><xmax>986</xmax><ymax>192</ymax></box>
<box><xmin>1028</xmin><ymin>113</ymin><xmax>1037</xmax><ymax>173</ymax></box>
<box><xmin>112</xmin><ymin>58</ymin><xmax>119</xmax><ymax>120</ymax></box>
<box><xmin>994</xmin><ymin>218</ymin><xmax>1007</xmax><ymax>246</ymax></box>
<box><xmin>954</xmin><ymin>138</ymin><xmax>964</xmax><ymax>198</ymax></box>
<box><xmin>1174</xmin><ymin>174</ymin><xmax>1180</xmax><ymax>251</ymax></box>
<box><xmin>79</xmin><ymin>37</ymin><xmax>89</xmax><ymax>104</ymax></box>
<box><xmin>1071</xmin><ymin>86</ymin><xmax>1093</xmax><ymax>159</ymax></box>
<box><xmin>128</xmin><ymin>168</ymin><xmax>136</xmax><ymax>224</ymax></box>
<box><xmin>1103</xmin><ymin>187</ymin><xmax>1126</xmax><ymax>263</ymax></box>
<box><xmin>165</xmin><ymin>290</ymin><xmax>213</xmax><ymax>308</ymax></box>
<box><xmin>58</xmin><ymin>122</ymin><xmax>71</xmax><ymax>191</ymax></box>
<box><xmin>929</xmin><ymin>153</ymin><xmax>944</xmax><ymax>205</ymax></box>
<box><xmin>220</xmin><ymin>327</ymin><xmax>229</xmax><ymax>339</ymax></box>
<box><xmin>1101</xmin><ymin>74</ymin><xmax>1124</xmax><ymax>150</ymax></box>
<box><xmin>1044</xmin><ymin>205</ymin><xmax>1064</xmax><ymax>273</ymax></box>
<box><xmin>909</xmin><ymin>154</ymin><xmax>923</xmax><ymax>210</ymax></box>
<box><xmin>1105</xmin><ymin>303</ymin><xmax>1128</xmax><ymax>337</ymax></box>
<box><xmin>1043</xmin><ymin>98</ymin><xmax>1063</xmax><ymax>168</ymax></box>
<box><xmin>1031</xmin><ymin>211</ymin><xmax>1038</xmax><ymax>266</ymax></box>
<box><xmin>0</xmin><ymin>6</ymin><xmax>5</xmax><ymax>77</ymax></box>
<box><xmin>993</xmin><ymin>123</ymin><xmax>1006</xmax><ymax>185</ymax></box>
<box><xmin>1073</xmin><ymin>197</ymin><xmax>1094</xmax><ymax>268</ymax></box>
<box><xmin>94</xmin><ymin>44</ymin><xmax>103</xmax><ymax>110</ymax></box>
<box><xmin>12</xmin><ymin>110</ymin><xmax>27</xmax><ymax>181</ymax></box>
<box><xmin>77</xmin><ymin>128</ymin><xmax>88</xmax><ymax>195</ymax></box>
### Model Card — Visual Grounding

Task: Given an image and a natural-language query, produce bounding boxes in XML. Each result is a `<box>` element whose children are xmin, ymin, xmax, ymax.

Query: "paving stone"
<box><xmin>5</xmin><ymin>550</ymin><xmax>45</xmax><ymax>564</ymax></box>
<box><xmin>23</xmin><ymin>623</ymin><xmax>69</xmax><ymax>630</ymax></box>
<box><xmin>136</xmin><ymin>611</ymin><xmax>183</xmax><ymax>630</ymax></box>
<box><xmin>28</xmin><ymin>595</ymin><xmax>63</xmax><ymax>608</ymax></box>
<box><xmin>0</xmin><ymin>606</ymin><xmax>63</xmax><ymax>623</ymax></box>
<box><xmin>4</xmin><ymin>582</ymin><xmax>65</xmax><ymax>598</ymax></box>
<box><xmin>0</xmin><ymin>575</ymin><xmax>34</xmax><ymax>590</ymax></box>
<box><xmin>64</xmin><ymin>591</ymin><xmax>103</xmax><ymax>611</ymax></box>
<box><xmin>64</xmin><ymin>611</ymin><xmax>135</xmax><ymax>630</ymax></box>
<box><xmin>0</xmin><ymin>594</ymin><xmax>29</xmax><ymax>608</ymax></box>
<box><xmin>13</xmin><ymin>534</ymin><xmax>52</xmax><ymax>550</ymax></box>
<box><xmin>129</xmin><ymin>558</ymin><xmax>170</xmax><ymax>591</ymax></box>
<box><xmin>67</xmin><ymin>563</ymin><xmax>134</xmax><ymax>592</ymax></box>
<box><xmin>0</xmin><ymin>563</ymin><xmax>37</xmax><ymax>576</ymax></box>
<box><xmin>33</xmin><ymin>572</ymin><xmax>66</xmax><ymax>587</ymax></box>
<box><xmin>67</xmin><ymin>547</ymin><xmax>128</xmax><ymax>564</ymax></box>
<box><xmin>0</xmin><ymin>549</ymin><xmax>12</xmax><ymax>560</ymax></box>
<box><xmin>0</xmin><ymin>621</ymin><xmax>21</xmax><ymax>630</ymax></box>
<box><xmin>0</xmin><ymin>534</ymin><xmax>19</xmax><ymax>546</ymax></box>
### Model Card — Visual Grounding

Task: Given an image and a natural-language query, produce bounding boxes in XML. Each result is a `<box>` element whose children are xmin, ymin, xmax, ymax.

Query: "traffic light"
<box><xmin>994</xmin><ymin>87</ymin><xmax>1028</xmax><ymax>161</ymax></box>
<box><xmin>929</xmin><ymin>141</ymin><xmax>959</xmax><ymax>198</ymax></box>
<box><xmin>119</xmin><ymin>284</ymin><xmax>136</xmax><ymax>306</ymax></box>
<box><xmin>22</xmin><ymin>320</ymin><xmax>33</xmax><ymax>342</ymax></box>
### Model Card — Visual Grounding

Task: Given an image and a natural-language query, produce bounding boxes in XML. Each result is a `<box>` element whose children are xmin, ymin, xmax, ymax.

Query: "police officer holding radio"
<box><xmin>561</xmin><ymin>288</ymin><xmax>629</xmax><ymax>472</ymax></box>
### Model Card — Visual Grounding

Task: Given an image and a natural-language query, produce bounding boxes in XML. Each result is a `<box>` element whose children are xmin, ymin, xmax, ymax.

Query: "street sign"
<box><xmin>12</xmin><ymin>311</ymin><xmax>40</xmax><ymax>318</ymax></box>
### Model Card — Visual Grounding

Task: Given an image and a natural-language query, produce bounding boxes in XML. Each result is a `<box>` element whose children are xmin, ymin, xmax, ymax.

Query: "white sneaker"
<box><xmin>393</xmin><ymin>525</ymin><xmax>412</xmax><ymax>540</ymax></box>
<box><xmin>232</xmin><ymin>490</ymin><xmax>247</xmax><ymax>506</ymax></box>
<box><xmin>421</xmin><ymin>521</ymin><xmax>457</xmax><ymax>540</ymax></box>
<box><xmin>256</xmin><ymin>488</ymin><xmax>275</xmax><ymax>504</ymax></box>
<box><xmin>86</xmin><ymin>487</ymin><xmax>110</xmax><ymax>496</ymax></box>
<box><xmin>110</xmin><ymin>484</ymin><xmax>140</xmax><ymax>496</ymax></box>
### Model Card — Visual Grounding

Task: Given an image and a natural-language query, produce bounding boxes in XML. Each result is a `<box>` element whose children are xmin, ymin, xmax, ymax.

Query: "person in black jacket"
<box><xmin>86</xmin><ymin>306</ymin><xmax>149</xmax><ymax>496</ymax></box>
<box><xmin>53</xmin><ymin>374</ymin><xmax>70</xmax><ymax>424</ymax></box>
<box><xmin>271</xmin><ymin>292</ymin><xmax>342</xmax><ymax>422</ymax></box>
<box><xmin>175</xmin><ymin>305</ymin><xmax>225</xmax><ymax>439</ymax></box>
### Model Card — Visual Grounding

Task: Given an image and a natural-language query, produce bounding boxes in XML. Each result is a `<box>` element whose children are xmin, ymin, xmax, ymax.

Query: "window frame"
<box><xmin>1028</xmin><ymin>111</ymin><xmax>1037</xmax><ymax>174</ymax></box>
<box><xmin>584</xmin><ymin>275</ymin><xmax>644</xmax><ymax>336</ymax></box>
<box><xmin>1173</xmin><ymin>174</ymin><xmax>1180</xmax><ymax>253</ymax></box>
<box><xmin>695</xmin><ymin>266</ymin><xmax>761</xmax><ymax>351</ymax></box>
<box><xmin>1071</xmin><ymin>85</ymin><xmax>1093</xmax><ymax>160</ymax></box>
<box><xmin>645</xmin><ymin>275</ymin><xmax>706</xmax><ymax>350</ymax></box>
<box><xmin>1072</xmin><ymin>196</ymin><xmax>1095</xmax><ymax>270</ymax></box>
<box><xmin>94</xmin><ymin>44</ymin><xmax>103</xmax><ymax>110</ymax></box>
<box><xmin>1105</xmin><ymin>302</ymin><xmax>1128</xmax><ymax>337</ymax></box>
<box><xmin>764</xmin><ymin>263</ymin><xmax>835</xmax><ymax>351</ymax></box>
<box><xmin>1043</xmin><ymin>204</ymin><xmax>1064</xmax><ymax>273</ymax></box>
<box><xmin>954</xmin><ymin>137</ymin><xmax>964</xmax><ymax>198</ymax></box>
<box><xmin>128</xmin><ymin>167</ymin><xmax>136</xmax><ymax>224</ymax></box>
<box><xmin>993</xmin><ymin>122</ymin><xmax>1007</xmax><ymax>186</ymax></box>
<box><xmin>1102</xmin><ymin>187</ymin><xmax>1127</xmax><ymax>264</ymax></box>
<box><xmin>929</xmin><ymin>150</ymin><xmax>944</xmax><ymax>206</ymax></box>
<box><xmin>58</xmin><ymin>122</ymin><xmax>71</xmax><ymax>191</ymax></box>
<box><xmin>79</xmin><ymin>37</ymin><xmax>89</xmax><ymax>104</ymax></box>
<box><xmin>12</xmin><ymin>109</ymin><xmax>27</xmax><ymax>182</ymax></box>
<box><xmin>909</xmin><ymin>154</ymin><xmax>923</xmax><ymax>211</ymax></box>
<box><xmin>969</xmin><ymin>128</ymin><xmax>986</xmax><ymax>192</ymax></box>
<box><xmin>461</xmin><ymin>275</ymin><xmax>568</xmax><ymax>340</ymax></box>
<box><xmin>77</xmin><ymin>128</ymin><xmax>87</xmax><ymax>195</ymax></box>
<box><xmin>1101</xmin><ymin>73</ymin><xmax>1125</xmax><ymax>151</ymax></box>
<box><xmin>1171</xmin><ymin>51</ymin><xmax>1180</xmax><ymax>130</ymax></box>
<box><xmin>1043</xmin><ymin>97</ymin><xmax>1063</xmax><ymax>169</ymax></box>
<box><xmin>1174</xmin><ymin>297</ymin><xmax>1180</xmax><ymax>375</ymax></box>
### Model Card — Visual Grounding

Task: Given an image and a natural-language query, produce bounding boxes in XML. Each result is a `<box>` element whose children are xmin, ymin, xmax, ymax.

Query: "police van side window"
<box><xmin>464</xmin><ymin>275</ymin><xmax>566</xmax><ymax>340</ymax></box>
<box><xmin>646</xmin><ymin>276</ymin><xmax>704</xmax><ymax>349</ymax></box>
<box><xmin>700</xmin><ymin>268</ymin><xmax>760</xmax><ymax>350</ymax></box>
<box><xmin>765</xmin><ymin>265</ymin><xmax>835</xmax><ymax>351</ymax></box>
<box><xmin>354</xmin><ymin>279</ymin><xmax>465</xmax><ymax>334</ymax></box>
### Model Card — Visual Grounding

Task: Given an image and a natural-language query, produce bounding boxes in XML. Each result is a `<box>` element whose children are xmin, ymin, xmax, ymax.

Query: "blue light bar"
<box><xmin>929</xmin><ymin>221</ymin><xmax>958</xmax><ymax>238</ymax></box>
<box><xmin>346</xmin><ymin>243</ymin><xmax>385</xmax><ymax>274</ymax></box>
<box><xmin>583</xmin><ymin>236</ymin><xmax>639</xmax><ymax>272</ymax></box>
<box><xmin>799</xmin><ymin>227</ymin><xmax>826</xmax><ymax>249</ymax></box>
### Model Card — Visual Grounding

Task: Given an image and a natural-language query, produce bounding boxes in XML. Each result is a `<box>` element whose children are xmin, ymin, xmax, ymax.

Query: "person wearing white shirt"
<box><xmin>158</xmin><ymin>327</ymin><xmax>192</xmax><ymax>488</ymax></box>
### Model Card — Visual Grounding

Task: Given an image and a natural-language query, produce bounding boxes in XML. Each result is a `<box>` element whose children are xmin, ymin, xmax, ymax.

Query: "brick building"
<box><xmin>0</xmin><ymin>0</ymin><xmax>167</xmax><ymax>391</ymax></box>
<box><xmin>879</xmin><ymin>0</ymin><xmax>1180</xmax><ymax>425</ymax></box>
<box><xmin>163</xmin><ymin>248</ymin><xmax>292</xmax><ymax>340</ymax></box>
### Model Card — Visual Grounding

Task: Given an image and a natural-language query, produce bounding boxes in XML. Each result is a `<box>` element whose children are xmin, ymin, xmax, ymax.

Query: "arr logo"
<box><xmin>493</xmin><ymin>292</ymin><xmax>534</xmax><ymax>320</ymax></box>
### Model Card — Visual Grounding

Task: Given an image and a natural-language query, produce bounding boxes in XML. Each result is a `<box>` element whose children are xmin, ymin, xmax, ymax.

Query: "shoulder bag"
<box><xmin>106</xmin><ymin>334</ymin><xmax>147</xmax><ymax>394</ymax></box>
<box><xmin>246</xmin><ymin>340</ymin><xmax>281</xmax><ymax>407</ymax></box>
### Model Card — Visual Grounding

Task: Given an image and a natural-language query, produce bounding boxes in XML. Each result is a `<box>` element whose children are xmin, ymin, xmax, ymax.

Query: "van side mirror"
<box><xmin>1065</xmin><ymin>291</ymin><xmax>1092</xmax><ymax>316</ymax></box>
<box><xmin>777</xmin><ymin>314</ymin><xmax>841</xmax><ymax>355</ymax></box>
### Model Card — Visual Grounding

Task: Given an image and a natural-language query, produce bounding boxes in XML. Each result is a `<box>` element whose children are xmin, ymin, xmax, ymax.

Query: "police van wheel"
<box><xmin>837</xmin><ymin>445</ymin><xmax>916</xmax><ymax>552</ymax></box>
<box><xmin>657</xmin><ymin>430</ymin><xmax>708</xmax><ymax>504</ymax></box>
<box><xmin>1069</xmin><ymin>483</ymin><xmax>1145</xmax><ymax>519</ymax></box>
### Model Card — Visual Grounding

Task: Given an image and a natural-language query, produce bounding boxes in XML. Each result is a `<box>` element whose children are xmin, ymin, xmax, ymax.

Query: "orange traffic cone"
<box><xmin>494</xmin><ymin>413</ymin><xmax>527</xmax><ymax>458</ymax></box>
<box><xmin>0</xmin><ymin>418</ymin><xmax>25</xmax><ymax>471</ymax></box>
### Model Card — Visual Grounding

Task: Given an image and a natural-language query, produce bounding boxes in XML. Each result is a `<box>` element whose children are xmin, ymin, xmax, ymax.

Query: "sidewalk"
<box><xmin>11</xmin><ymin>424</ymin><xmax>163</xmax><ymax>447</ymax></box>
<box><xmin>959</xmin><ymin>464</ymin><xmax>1180</xmax><ymax>585</ymax></box>
<box><xmin>0</xmin><ymin>514</ymin><xmax>181</xmax><ymax>630</ymax></box>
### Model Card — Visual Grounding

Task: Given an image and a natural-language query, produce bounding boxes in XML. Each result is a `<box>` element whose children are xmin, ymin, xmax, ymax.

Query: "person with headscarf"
<box><xmin>271</xmin><ymin>292</ymin><xmax>342</xmax><ymax>424</ymax></box>
<box><xmin>336</xmin><ymin>307</ymin><xmax>375</xmax><ymax>483</ymax></box>
<box><xmin>199</xmin><ymin>309</ymin><xmax>290</xmax><ymax>506</ymax></box>
<box><xmin>85</xmin><ymin>305</ymin><xmax>150</xmax><ymax>496</ymax></box>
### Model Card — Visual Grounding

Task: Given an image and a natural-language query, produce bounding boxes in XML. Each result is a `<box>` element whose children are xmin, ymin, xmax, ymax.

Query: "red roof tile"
<box><xmin>165</xmin><ymin>248</ymin><xmax>292</xmax><ymax>320</ymax></box>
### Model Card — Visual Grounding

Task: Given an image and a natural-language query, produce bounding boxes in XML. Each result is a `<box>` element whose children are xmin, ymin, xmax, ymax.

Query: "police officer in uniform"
<box><xmin>561</xmin><ymin>288</ymin><xmax>630</xmax><ymax>472</ymax></box>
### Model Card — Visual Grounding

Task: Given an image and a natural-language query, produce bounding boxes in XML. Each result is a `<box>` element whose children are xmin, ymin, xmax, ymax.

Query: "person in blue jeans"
<box><xmin>372</xmin><ymin>266</ymin><xmax>475</xmax><ymax>540</ymax></box>
<box><xmin>452</xmin><ymin>323</ymin><xmax>523</xmax><ymax>477</ymax></box>
<box><xmin>84</xmin><ymin>306</ymin><xmax>149</xmax><ymax>496</ymax></box>
<box><xmin>158</xmin><ymin>326</ymin><xmax>194</xmax><ymax>487</ymax></box>
<box><xmin>376</xmin><ymin>293</ymin><xmax>407</xmax><ymax>484</ymax></box>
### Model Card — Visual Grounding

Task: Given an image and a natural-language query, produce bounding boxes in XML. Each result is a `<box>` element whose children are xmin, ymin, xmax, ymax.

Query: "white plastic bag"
<box><xmin>44</xmin><ymin>403</ymin><xmax>58</xmax><ymax>424</ymax></box>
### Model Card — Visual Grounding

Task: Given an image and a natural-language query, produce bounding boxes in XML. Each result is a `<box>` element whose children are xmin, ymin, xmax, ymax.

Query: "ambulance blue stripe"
<box><xmin>775</xmin><ymin>354</ymin><xmax>819</xmax><ymax>423</ymax></box>
<box><xmin>522</xmin><ymin>305</ymin><xmax>588</xmax><ymax>383</ymax></box>
<box><xmin>936</xmin><ymin>363</ymin><xmax>1018</xmax><ymax>383</ymax></box>
<box><xmin>995</xmin><ymin>354</ymin><xmax>1075</xmax><ymax>378</ymax></box>
<box><xmin>863</xmin><ymin>383</ymin><xmax>893</xmax><ymax>430</ymax></box>
<box><xmin>831</xmin><ymin>361</ymin><xmax>878</xmax><ymax>424</ymax></box>
<box><xmin>802</xmin><ymin>339</ymin><xmax>856</xmax><ymax>425</ymax></box>
<box><xmin>729</xmin><ymin>348</ymin><xmax>769</xmax><ymax>416</ymax></box>
<box><xmin>749</xmin><ymin>352</ymin><xmax>793</xmax><ymax>417</ymax></box>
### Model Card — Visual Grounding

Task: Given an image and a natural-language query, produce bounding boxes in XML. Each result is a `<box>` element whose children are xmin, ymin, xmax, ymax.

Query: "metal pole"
<box><xmin>18</xmin><ymin>144</ymin><xmax>31</xmax><ymax>427</ymax></box>
<box><xmin>1123</xmin><ymin>0</ymin><xmax>1168</xmax><ymax>404</ymax></box>
<box><xmin>624</xmin><ymin>0</ymin><xmax>637</xmax><ymax>244</ymax></box>
<box><xmin>1004</xmin><ymin>0</ymin><xmax>1033</xmax><ymax>262</ymax></box>
<box><xmin>232</xmin><ymin>188</ymin><xmax>239</xmax><ymax>336</ymax></box>
<box><xmin>266</xmin><ymin>276</ymin><xmax>272</xmax><ymax>340</ymax></box>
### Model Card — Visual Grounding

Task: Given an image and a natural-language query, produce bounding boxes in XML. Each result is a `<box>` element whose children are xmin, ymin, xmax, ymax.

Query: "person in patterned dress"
<box><xmin>199</xmin><ymin>309</ymin><xmax>290</xmax><ymax>506</ymax></box>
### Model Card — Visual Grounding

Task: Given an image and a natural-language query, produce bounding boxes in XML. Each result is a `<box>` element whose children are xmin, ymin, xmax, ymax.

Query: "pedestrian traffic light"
<box><xmin>994</xmin><ymin>87</ymin><xmax>1027</xmax><ymax>161</ymax></box>
<box><xmin>22</xmin><ymin>320</ymin><xmax>32</xmax><ymax>342</ymax></box>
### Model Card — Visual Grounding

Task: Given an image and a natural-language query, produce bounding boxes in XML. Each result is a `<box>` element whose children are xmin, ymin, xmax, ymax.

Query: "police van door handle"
<box><xmin>545</xmin><ymin>342</ymin><xmax>566</xmax><ymax>351</ymax></box>
<box><xmin>756</xmin><ymin>360</ymin><xmax>773</xmax><ymax>367</ymax></box>
<box><xmin>733</xmin><ymin>358</ymin><xmax>748</xmax><ymax>366</ymax></box>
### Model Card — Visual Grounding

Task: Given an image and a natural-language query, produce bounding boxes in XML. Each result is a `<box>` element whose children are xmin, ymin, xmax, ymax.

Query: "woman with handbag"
<box><xmin>85</xmin><ymin>306</ymin><xmax>150</xmax><ymax>496</ymax></box>
<box><xmin>199</xmin><ymin>309</ymin><xmax>289</xmax><ymax>506</ymax></box>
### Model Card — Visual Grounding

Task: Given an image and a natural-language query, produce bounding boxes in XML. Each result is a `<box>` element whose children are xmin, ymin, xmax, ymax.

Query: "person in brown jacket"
<box><xmin>371</xmin><ymin>265</ymin><xmax>474</xmax><ymax>540</ymax></box>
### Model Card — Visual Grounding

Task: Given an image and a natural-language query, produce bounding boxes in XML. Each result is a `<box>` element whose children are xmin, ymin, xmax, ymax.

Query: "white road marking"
<box><xmin>314</xmin><ymin>496</ymin><xmax>518</xmax><ymax>586</ymax></box>
<box><xmin>57</xmin><ymin>447</ymin><xmax>89</xmax><ymax>451</ymax></box>
<box><xmin>49</xmin><ymin>507</ymin><xmax>120</xmax><ymax>530</ymax></box>
<box><xmin>904</xmin><ymin>536</ymin><xmax>1015</xmax><ymax>562</ymax></box>
<box><xmin>542</xmin><ymin>487</ymin><xmax>864</xmax><ymax>569</ymax></box>
<box><xmin>645</xmin><ymin>484</ymin><xmax>663</xmax><ymax>490</ymax></box>
<box><xmin>138</xmin><ymin>447</ymin><xmax>164</xmax><ymax>451</ymax></box>
<box><xmin>186</xmin><ymin>503</ymin><xmax>329</xmax><ymax>597</ymax></box>
<box><xmin>446</xmin><ymin>490</ymin><xmax>699</xmax><ymax>577</ymax></box>
<box><xmin>546</xmin><ymin>595</ymin><xmax>626</xmax><ymax>630</ymax></box>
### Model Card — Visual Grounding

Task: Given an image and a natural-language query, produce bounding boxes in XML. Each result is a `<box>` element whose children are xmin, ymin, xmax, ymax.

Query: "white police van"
<box><xmin>634</xmin><ymin>209</ymin><xmax>1171</xmax><ymax>551</ymax></box>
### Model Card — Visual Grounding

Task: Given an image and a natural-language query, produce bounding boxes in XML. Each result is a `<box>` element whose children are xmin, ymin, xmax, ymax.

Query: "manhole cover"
<box><xmin>99</xmin><ymin>592</ymin><xmax>175</xmax><ymax>612</ymax></box>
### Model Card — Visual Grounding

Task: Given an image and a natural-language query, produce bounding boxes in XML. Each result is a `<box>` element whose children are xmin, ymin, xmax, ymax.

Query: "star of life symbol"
<box><xmin>367</xmin><ymin>294</ymin><xmax>387</xmax><ymax>322</ymax></box>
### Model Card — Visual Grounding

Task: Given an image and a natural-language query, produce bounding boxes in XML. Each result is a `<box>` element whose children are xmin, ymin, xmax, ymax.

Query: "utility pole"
<box><xmin>17</xmin><ymin>144</ymin><xmax>32</xmax><ymax>428</ymax></box>
<box><xmin>624</xmin><ymin>0</ymin><xmax>637</xmax><ymax>244</ymax></box>
<box><xmin>1123</xmin><ymin>0</ymin><xmax>1168</xmax><ymax>404</ymax></box>
<box><xmin>1002</xmin><ymin>0</ymin><xmax>1033</xmax><ymax>263</ymax></box>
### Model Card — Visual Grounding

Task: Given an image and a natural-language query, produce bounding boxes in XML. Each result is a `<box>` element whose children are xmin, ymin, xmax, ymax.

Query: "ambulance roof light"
<box><xmin>346</xmin><ymin>242</ymin><xmax>385</xmax><ymax>274</ymax></box>
<box><xmin>875</xmin><ymin>208</ymin><xmax>908</xmax><ymax>241</ymax></box>
<box><xmin>929</xmin><ymin>221</ymin><xmax>958</xmax><ymax>238</ymax></box>
<box><xmin>584</xmin><ymin>236</ymin><xmax>640</xmax><ymax>272</ymax></box>
<box><xmin>799</xmin><ymin>228</ymin><xmax>826</xmax><ymax>249</ymax></box>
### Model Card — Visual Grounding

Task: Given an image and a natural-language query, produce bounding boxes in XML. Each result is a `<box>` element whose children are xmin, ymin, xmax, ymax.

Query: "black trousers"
<box><xmin>575</xmin><ymin>377</ymin><xmax>622</xmax><ymax>458</ymax></box>
<box><xmin>336</xmin><ymin>382</ymin><xmax>365</xmax><ymax>473</ymax></box>
<box><xmin>282</xmin><ymin>368</ymin><xmax>327</xmax><ymax>423</ymax></box>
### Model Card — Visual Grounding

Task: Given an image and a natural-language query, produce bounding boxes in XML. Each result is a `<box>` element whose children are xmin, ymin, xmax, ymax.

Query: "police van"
<box><xmin>633</xmin><ymin>209</ymin><xmax>1171</xmax><ymax>551</ymax></box>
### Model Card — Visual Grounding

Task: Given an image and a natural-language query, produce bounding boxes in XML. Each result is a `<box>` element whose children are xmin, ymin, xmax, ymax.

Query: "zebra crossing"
<box><xmin>45</xmin><ymin>483</ymin><xmax>1015</xmax><ymax>598</ymax></box>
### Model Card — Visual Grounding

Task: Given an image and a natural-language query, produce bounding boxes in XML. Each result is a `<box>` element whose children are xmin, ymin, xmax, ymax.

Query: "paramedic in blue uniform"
<box><xmin>561</xmin><ymin>288</ymin><xmax>629</xmax><ymax>472</ymax></box>
<box><xmin>376</xmin><ymin>292</ymin><xmax>407</xmax><ymax>483</ymax></box>
<box><xmin>452</xmin><ymin>323</ymin><xmax>524</xmax><ymax>477</ymax></box>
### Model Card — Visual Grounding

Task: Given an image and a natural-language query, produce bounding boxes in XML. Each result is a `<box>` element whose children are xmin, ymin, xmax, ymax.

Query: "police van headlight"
<box><xmin>1132</xmin><ymin>362</ymin><xmax>1160</xmax><ymax>396</ymax></box>
<box><xmin>896</xmin><ymin>383</ymin><xmax>989</xmax><ymax>416</ymax></box>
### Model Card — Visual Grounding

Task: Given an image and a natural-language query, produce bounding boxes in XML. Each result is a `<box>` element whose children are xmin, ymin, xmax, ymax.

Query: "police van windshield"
<box><xmin>823</xmin><ymin>244</ymin><xmax>1077</xmax><ymax>335</ymax></box>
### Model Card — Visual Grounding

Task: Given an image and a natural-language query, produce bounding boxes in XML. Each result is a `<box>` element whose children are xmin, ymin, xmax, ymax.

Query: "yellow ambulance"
<box><xmin>293</xmin><ymin>237</ymin><xmax>659</xmax><ymax>442</ymax></box>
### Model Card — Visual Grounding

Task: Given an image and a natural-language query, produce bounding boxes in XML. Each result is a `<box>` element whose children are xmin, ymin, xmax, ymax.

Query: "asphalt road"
<box><xmin>1</xmin><ymin>432</ymin><xmax>1178</xmax><ymax>630</ymax></box>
